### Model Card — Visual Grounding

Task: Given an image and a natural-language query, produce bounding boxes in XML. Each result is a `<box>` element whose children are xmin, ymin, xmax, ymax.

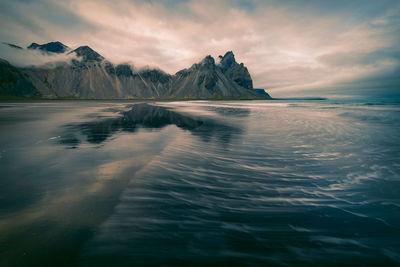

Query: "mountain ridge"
<box><xmin>27</xmin><ymin>41</ymin><xmax>69</xmax><ymax>54</ymax></box>
<box><xmin>0</xmin><ymin>41</ymin><xmax>271</xmax><ymax>100</ymax></box>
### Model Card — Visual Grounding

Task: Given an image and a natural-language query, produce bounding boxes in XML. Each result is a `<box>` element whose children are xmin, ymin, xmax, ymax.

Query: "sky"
<box><xmin>0</xmin><ymin>0</ymin><xmax>399</xmax><ymax>97</ymax></box>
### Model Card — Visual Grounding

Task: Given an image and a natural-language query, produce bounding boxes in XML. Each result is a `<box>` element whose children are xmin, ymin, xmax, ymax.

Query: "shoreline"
<box><xmin>0</xmin><ymin>96</ymin><xmax>328</xmax><ymax>101</ymax></box>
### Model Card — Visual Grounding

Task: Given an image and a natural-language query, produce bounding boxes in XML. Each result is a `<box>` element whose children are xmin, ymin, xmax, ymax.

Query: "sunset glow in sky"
<box><xmin>1</xmin><ymin>0</ymin><xmax>399</xmax><ymax>97</ymax></box>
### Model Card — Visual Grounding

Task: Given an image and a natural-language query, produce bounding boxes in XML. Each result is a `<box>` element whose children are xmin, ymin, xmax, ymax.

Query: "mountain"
<box><xmin>171</xmin><ymin>55</ymin><xmax>260</xmax><ymax>99</ymax></box>
<box><xmin>254</xmin><ymin>89</ymin><xmax>271</xmax><ymax>98</ymax></box>
<box><xmin>219</xmin><ymin>51</ymin><xmax>253</xmax><ymax>90</ymax></box>
<box><xmin>69</xmin><ymin>46</ymin><xmax>104</xmax><ymax>62</ymax></box>
<box><xmin>27</xmin><ymin>41</ymin><xmax>69</xmax><ymax>54</ymax></box>
<box><xmin>0</xmin><ymin>42</ymin><xmax>271</xmax><ymax>99</ymax></box>
<box><xmin>0</xmin><ymin>59</ymin><xmax>39</xmax><ymax>98</ymax></box>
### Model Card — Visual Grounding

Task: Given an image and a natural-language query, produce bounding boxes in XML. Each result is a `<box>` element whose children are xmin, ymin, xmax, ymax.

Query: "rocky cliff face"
<box><xmin>1</xmin><ymin>41</ymin><xmax>269</xmax><ymax>99</ymax></box>
<box><xmin>0</xmin><ymin>59</ymin><xmax>39</xmax><ymax>97</ymax></box>
<box><xmin>172</xmin><ymin>55</ymin><xmax>260</xmax><ymax>99</ymax></box>
<box><xmin>218</xmin><ymin>51</ymin><xmax>253</xmax><ymax>90</ymax></box>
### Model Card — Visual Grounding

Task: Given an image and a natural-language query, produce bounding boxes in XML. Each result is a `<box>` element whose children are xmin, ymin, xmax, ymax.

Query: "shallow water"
<box><xmin>0</xmin><ymin>100</ymin><xmax>399</xmax><ymax>265</ymax></box>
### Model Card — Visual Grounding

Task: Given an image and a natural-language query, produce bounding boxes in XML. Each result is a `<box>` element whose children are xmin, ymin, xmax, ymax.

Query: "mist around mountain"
<box><xmin>0</xmin><ymin>41</ymin><xmax>271</xmax><ymax>100</ymax></box>
<box><xmin>27</xmin><ymin>41</ymin><xmax>70</xmax><ymax>54</ymax></box>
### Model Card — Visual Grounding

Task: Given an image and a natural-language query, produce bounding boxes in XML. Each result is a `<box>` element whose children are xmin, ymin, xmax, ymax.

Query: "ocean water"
<box><xmin>0</xmin><ymin>99</ymin><xmax>399</xmax><ymax>266</ymax></box>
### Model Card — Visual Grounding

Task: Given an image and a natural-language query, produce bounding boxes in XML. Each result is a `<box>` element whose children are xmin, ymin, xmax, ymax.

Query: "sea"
<box><xmin>0</xmin><ymin>99</ymin><xmax>399</xmax><ymax>266</ymax></box>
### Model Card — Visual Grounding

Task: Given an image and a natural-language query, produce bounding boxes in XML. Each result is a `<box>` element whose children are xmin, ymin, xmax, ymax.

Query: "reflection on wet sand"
<box><xmin>0</xmin><ymin>102</ymin><xmax>246</xmax><ymax>266</ymax></box>
<box><xmin>208</xmin><ymin>106</ymin><xmax>251</xmax><ymax>117</ymax></box>
<box><xmin>0</xmin><ymin>133</ymin><xmax>174</xmax><ymax>266</ymax></box>
<box><xmin>1</xmin><ymin>100</ymin><xmax>400</xmax><ymax>265</ymax></box>
<box><xmin>60</xmin><ymin>103</ymin><xmax>243</xmax><ymax>147</ymax></box>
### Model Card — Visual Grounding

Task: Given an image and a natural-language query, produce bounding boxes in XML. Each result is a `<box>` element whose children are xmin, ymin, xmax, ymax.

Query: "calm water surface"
<box><xmin>0</xmin><ymin>100</ymin><xmax>399</xmax><ymax>266</ymax></box>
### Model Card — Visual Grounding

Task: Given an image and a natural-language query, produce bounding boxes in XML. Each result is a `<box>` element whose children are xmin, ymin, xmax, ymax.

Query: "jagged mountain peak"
<box><xmin>198</xmin><ymin>55</ymin><xmax>216</xmax><ymax>72</ymax></box>
<box><xmin>69</xmin><ymin>46</ymin><xmax>104</xmax><ymax>62</ymax></box>
<box><xmin>222</xmin><ymin>51</ymin><xmax>234</xmax><ymax>57</ymax></box>
<box><xmin>27</xmin><ymin>41</ymin><xmax>69</xmax><ymax>54</ymax></box>
<box><xmin>217</xmin><ymin>50</ymin><xmax>253</xmax><ymax>90</ymax></box>
<box><xmin>218</xmin><ymin>51</ymin><xmax>236</xmax><ymax>68</ymax></box>
<box><xmin>182</xmin><ymin>55</ymin><xmax>216</xmax><ymax>73</ymax></box>
<box><xmin>201</xmin><ymin>55</ymin><xmax>215</xmax><ymax>65</ymax></box>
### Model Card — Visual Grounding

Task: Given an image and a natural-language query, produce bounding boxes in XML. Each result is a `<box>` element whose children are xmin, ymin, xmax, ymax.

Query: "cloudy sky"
<box><xmin>1</xmin><ymin>0</ymin><xmax>399</xmax><ymax>97</ymax></box>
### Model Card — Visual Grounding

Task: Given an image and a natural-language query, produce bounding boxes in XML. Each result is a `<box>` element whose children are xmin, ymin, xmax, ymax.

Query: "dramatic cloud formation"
<box><xmin>0</xmin><ymin>0</ymin><xmax>399</xmax><ymax>97</ymax></box>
